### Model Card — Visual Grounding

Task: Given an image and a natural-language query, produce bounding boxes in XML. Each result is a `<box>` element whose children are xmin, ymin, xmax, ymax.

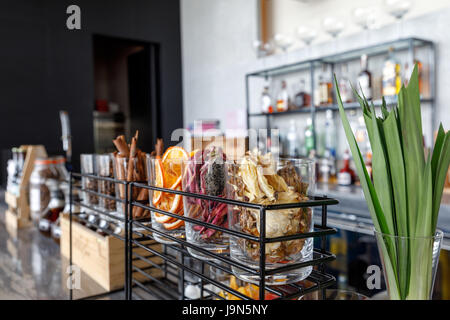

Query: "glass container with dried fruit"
<box><xmin>182</xmin><ymin>146</ymin><xmax>228</xmax><ymax>260</ymax></box>
<box><xmin>226</xmin><ymin>150</ymin><xmax>315</xmax><ymax>285</ymax></box>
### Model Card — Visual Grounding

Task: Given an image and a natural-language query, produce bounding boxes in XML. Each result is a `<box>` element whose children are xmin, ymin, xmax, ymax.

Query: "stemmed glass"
<box><xmin>322</xmin><ymin>16</ymin><xmax>345</xmax><ymax>52</ymax></box>
<box><xmin>252</xmin><ymin>39</ymin><xmax>274</xmax><ymax>70</ymax></box>
<box><xmin>384</xmin><ymin>0</ymin><xmax>413</xmax><ymax>39</ymax></box>
<box><xmin>352</xmin><ymin>7</ymin><xmax>378</xmax><ymax>45</ymax></box>
<box><xmin>296</xmin><ymin>25</ymin><xmax>317</xmax><ymax>58</ymax></box>
<box><xmin>273</xmin><ymin>33</ymin><xmax>293</xmax><ymax>53</ymax></box>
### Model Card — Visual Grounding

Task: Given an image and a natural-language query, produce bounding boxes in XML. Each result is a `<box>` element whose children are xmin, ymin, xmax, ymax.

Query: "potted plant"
<box><xmin>335</xmin><ymin>65</ymin><xmax>450</xmax><ymax>300</ymax></box>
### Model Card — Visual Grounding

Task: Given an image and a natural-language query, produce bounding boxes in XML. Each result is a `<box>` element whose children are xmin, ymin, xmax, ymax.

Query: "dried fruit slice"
<box><xmin>154</xmin><ymin>212</ymin><xmax>176</xmax><ymax>224</ymax></box>
<box><xmin>152</xmin><ymin>158</ymin><xmax>164</xmax><ymax>206</ymax></box>
<box><xmin>162</xmin><ymin>146</ymin><xmax>189</xmax><ymax>189</ymax></box>
<box><xmin>163</xmin><ymin>219</ymin><xmax>184</xmax><ymax>230</ymax></box>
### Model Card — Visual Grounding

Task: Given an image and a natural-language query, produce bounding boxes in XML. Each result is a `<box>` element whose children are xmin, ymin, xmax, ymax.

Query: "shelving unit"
<box><xmin>245</xmin><ymin>37</ymin><xmax>436</xmax><ymax>151</ymax></box>
<box><xmin>68</xmin><ymin>173</ymin><xmax>339</xmax><ymax>300</ymax></box>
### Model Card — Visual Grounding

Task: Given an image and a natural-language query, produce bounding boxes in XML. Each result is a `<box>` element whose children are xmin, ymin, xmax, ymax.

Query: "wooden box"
<box><xmin>60</xmin><ymin>214</ymin><xmax>163</xmax><ymax>292</ymax></box>
<box><xmin>4</xmin><ymin>145</ymin><xmax>47</xmax><ymax>234</ymax></box>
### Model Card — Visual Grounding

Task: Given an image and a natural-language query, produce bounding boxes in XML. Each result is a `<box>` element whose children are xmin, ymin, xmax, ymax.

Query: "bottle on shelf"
<box><xmin>319</xmin><ymin>150</ymin><xmax>331</xmax><ymax>183</ymax></box>
<box><xmin>294</xmin><ymin>78</ymin><xmax>311</xmax><ymax>108</ymax></box>
<box><xmin>357</xmin><ymin>54</ymin><xmax>372</xmax><ymax>100</ymax></box>
<box><xmin>304</xmin><ymin>117</ymin><xmax>315</xmax><ymax>157</ymax></box>
<box><xmin>260</xmin><ymin>85</ymin><xmax>273</xmax><ymax>113</ymax></box>
<box><xmin>324</xmin><ymin>110</ymin><xmax>337</xmax><ymax>158</ymax></box>
<box><xmin>355</xmin><ymin>115</ymin><xmax>370</xmax><ymax>156</ymax></box>
<box><xmin>276</xmin><ymin>80</ymin><xmax>289</xmax><ymax>112</ymax></box>
<box><xmin>338</xmin><ymin>63</ymin><xmax>353</xmax><ymax>103</ymax></box>
<box><xmin>319</xmin><ymin>64</ymin><xmax>333</xmax><ymax>106</ymax></box>
<box><xmin>365</xmin><ymin>150</ymin><xmax>373</xmax><ymax>181</ymax></box>
<box><xmin>404</xmin><ymin>60</ymin><xmax>423</xmax><ymax>95</ymax></box>
<box><xmin>286</xmin><ymin>119</ymin><xmax>300</xmax><ymax>157</ymax></box>
<box><xmin>338</xmin><ymin>150</ymin><xmax>355</xmax><ymax>186</ymax></box>
<box><xmin>382</xmin><ymin>47</ymin><xmax>401</xmax><ymax>99</ymax></box>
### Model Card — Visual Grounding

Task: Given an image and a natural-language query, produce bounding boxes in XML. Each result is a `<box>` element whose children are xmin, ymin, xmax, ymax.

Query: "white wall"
<box><xmin>181</xmin><ymin>0</ymin><xmax>450</xmax><ymax>152</ymax></box>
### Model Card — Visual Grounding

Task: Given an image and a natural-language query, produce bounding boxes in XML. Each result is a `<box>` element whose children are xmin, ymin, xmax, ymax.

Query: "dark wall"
<box><xmin>0</xmin><ymin>0</ymin><xmax>183</xmax><ymax>175</ymax></box>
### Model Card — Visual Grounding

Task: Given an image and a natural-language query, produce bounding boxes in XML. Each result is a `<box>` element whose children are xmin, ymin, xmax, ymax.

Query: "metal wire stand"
<box><xmin>68</xmin><ymin>173</ymin><xmax>338</xmax><ymax>300</ymax></box>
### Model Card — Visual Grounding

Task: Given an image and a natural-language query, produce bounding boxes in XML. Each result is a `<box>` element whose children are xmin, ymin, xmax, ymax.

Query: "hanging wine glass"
<box><xmin>384</xmin><ymin>0</ymin><xmax>413</xmax><ymax>38</ymax></box>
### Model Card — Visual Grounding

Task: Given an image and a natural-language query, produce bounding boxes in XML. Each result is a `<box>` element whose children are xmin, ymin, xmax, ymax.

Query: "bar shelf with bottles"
<box><xmin>246</xmin><ymin>37</ymin><xmax>435</xmax><ymax>130</ymax></box>
<box><xmin>246</xmin><ymin>37</ymin><xmax>435</xmax><ymax>186</ymax></box>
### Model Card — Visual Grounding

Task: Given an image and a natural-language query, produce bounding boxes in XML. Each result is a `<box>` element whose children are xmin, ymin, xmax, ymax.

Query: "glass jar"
<box><xmin>226</xmin><ymin>154</ymin><xmax>315</xmax><ymax>285</ymax></box>
<box><xmin>147</xmin><ymin>155</ymin><xmax>185</xmax><ymax>245</ymax></box>
<box><xmin>80</xmin><ymin>154</ymin><xmax>98</xmax><ymax>208</ymax></box>
<box><xmin>182</xmin><ymin>147</ymin><xmax>228</xmax><ymax>260</ymax></box>
<box><xmin>113</xmin><ymin>155</ymin><xmax>149</xmax><ymax>220</ymax></box>
<box><xmin>29</xmin><ymin>158</ymin><xmax>59</xmax><ymax>223</ymax></box>
<box><xmin>97</xmin><ymin>154</ymin><xmax>116</xmax><ymax>213</ymax></box>
<box><xmin>38</xmin><ymin>178</ymin><xmax>65</xmax><ymax>234</ymax></box>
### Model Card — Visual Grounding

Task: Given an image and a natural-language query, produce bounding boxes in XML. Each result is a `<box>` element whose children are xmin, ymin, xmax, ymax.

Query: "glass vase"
<box><xmin>182</xmin><ymin>150</ymin><xmax>229</xmax><ymax>261</ymax></box>
<box><xmin>226</xmin><ymin>157</ymin><xmax>316</xmax><ymax>285</ymax></box>
<box><xmin>374</xmin><ymin>229</ymin><xmax>443</xmax><ymax>300</ymax></box>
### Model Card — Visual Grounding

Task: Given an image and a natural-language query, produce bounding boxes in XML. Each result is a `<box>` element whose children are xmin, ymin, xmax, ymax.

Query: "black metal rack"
<box><xmin>68</xmin><ymin>172</ymin><xmax>339</xmax><ymax>300</ymax></box>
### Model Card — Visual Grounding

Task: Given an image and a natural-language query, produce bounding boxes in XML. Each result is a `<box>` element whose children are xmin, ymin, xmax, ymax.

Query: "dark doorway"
<box><xmin>92</xmin><ymin>35</ymin><xmax>160</xmax><ymax>153</ymax></box>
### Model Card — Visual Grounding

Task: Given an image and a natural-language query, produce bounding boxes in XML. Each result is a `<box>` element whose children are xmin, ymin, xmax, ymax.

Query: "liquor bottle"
<box><xmin>304</xmin><ymin>117</ymin><xmax>315</xmax><ymax>156</ymax></box>
<box><xmin>357</xmin><ymin>54</ymin><xmax>372</xmax><ymax>100</ymax></box>
<box><xmin>319</xmin><ymin>65</ymin><xmax>333</xmax><ymax>105</ymax></box>
<box><xmin>337</xmin><ymin>150</ymin><xmax>355</xmax><ymax>186</ymax></box>
<box><xmin>294</xmin><ymin>78</ymin><xmax>311</xmax><ymax>108</ymax></box>
<box><xmin>355</xmin><ymin>116</ymin><xmax>369</xmax><ymax>156</ymax></box>
<box><xmin>286</xmin><ymin>120</ymin><xmax>300</xmax><ymax>157</ymax></box>
<box><xmin>404</xmin><ymin>60</ymin><xmax>423</xmax><ymax>95</ymax></box>
<box><xmin>365</xmin><ymin>151</ymin><xmax>373</xmax><ymax>180</ymax></box>
<box><xmin>276</xmin><ymin>80</ymin><xmax>289</xmax><ymax>112</ymax></box>
<box><xmin>338</xmin><ymin>63</ymin><xmax>353</xmax><ymax>103</ymax></box>
<box><xmin>260</xmin><ymin>86</ymin><xmax>272</xmax><ymax>113</ymax></box>
<box><xmin>382</xmin><ymin>47</ymin><xmax>401</xmax><ymax>98</ymax></box>
<box><xmin>324</xmin><ymin>110</ymin><xmax>337</xmax><ymax>158</ymax></box>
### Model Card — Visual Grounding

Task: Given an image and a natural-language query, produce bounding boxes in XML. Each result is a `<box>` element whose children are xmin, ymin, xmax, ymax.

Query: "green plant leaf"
<box><xmin>417</xmin><ymin>154</ymin><xmax>433</xmax><ymax>237</ymax></box>
<box><xmin>335</xmin><ymin>76</ymin><xmax>389</xmax><ymax>234</ymax></box>
<box><xmin>398</xmin><ymin>69</ymin><xmax>425</xmax><ymax>234</ymax></box>
<box><xmin>432</xmin><ymin>130</ymin><xmax>450</xmax><ymax>231</ymax></box>
<box><xmin>363</xmin><ymin>107</ymin><xmax>395</xmax><ymax>236</ymax></box>
<box><xmin>383</xmin><ymin>109</ymin><xmax>408</xmax><ymax>236</ymax></box>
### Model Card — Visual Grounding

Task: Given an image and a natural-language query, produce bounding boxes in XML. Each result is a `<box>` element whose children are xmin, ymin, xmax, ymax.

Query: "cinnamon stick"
<box><xmin>155</xmin><ymin>138</ymin><xmax>164</xmax><ymax>157</ymax></box>
<box><xmin>113</xmin><ymin>135</ymin><xmax>130</xmax><ymax>157</ymax></box>
<box><xmin>127</xmin><ymin>137</ymin><xmax>137</xmax><ymax>181</ymax></box>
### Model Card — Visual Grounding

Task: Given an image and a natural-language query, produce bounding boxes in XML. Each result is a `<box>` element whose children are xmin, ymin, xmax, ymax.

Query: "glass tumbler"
<box><xmin>182</xmin><ymin>148</ymin><xmax>229</xmax><ymax>261</ymax></box>
<box><xmin>147</xmin><ymin>155</ymin><xmax>185</xmax><ymax>245</ymax></box>
<box><xmin>226</xmin><ymin>157</ymin><xmax>316</xmax><ymax>285</ymax></box>
<box><xmin>97</xmin><ymin>154</ymin><xmax>116</xmax><ymax>217</ymax></box>
<box><xmin>113</xmin><ymin>155</ymin><xmax>149</xmax><ymax>221</ymax></box>
<box><xmin>80</xmin><ymin>154</ymin><xmax>98</xmax><ymax>210</ymax></box>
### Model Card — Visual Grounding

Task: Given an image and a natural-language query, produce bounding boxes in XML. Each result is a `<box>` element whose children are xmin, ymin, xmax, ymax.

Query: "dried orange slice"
<box><xmin>154</xmin><ymin>212</ymin><xmax>176</xmax><ymax>224</ymax></box>
<box><xmin>162</xmin><ymin>146</ymin><xmax>189</xmax><ymax>189</ymax></box>
<box><xmin>163</xmin><ymin>219</ymin><xmax>184</xmax><ymax>230</ymax></box>
<box><xmin>152</xmin><ymin>158</ymin><xmax>164</xmax><ymax>206</ymax></box>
